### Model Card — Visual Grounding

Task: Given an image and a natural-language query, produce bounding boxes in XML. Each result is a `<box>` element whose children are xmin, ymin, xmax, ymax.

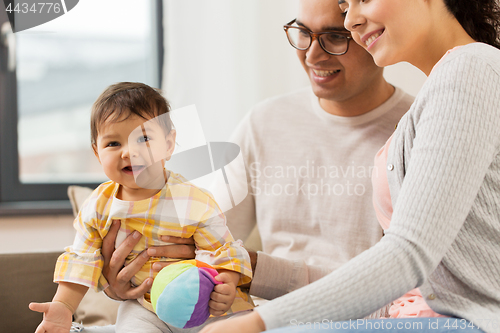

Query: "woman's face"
<box><xmin>339</xmin><ymin>0</ymin><xmax>430</xmax><ymax>67</ymax></box>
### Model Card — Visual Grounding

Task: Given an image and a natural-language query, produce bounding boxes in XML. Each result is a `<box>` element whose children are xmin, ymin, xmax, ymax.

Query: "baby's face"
<box><xmin>94</xmin><ymin>113</ymin><xmax>175</xmax><ymax>200</ymax></box>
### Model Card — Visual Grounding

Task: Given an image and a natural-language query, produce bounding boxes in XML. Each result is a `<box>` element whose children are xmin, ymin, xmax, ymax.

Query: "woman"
<box><xmin>200</xmin><ymin>0</ymin><xmax>500</xmax><ymax>332</ymax></box>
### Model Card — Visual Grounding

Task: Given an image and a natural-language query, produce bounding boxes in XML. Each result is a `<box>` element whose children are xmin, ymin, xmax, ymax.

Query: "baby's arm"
<box><xmin>209</xmin><ymin>269</ymin><xmax>241</xmax><ymax>316</ymax></box>
<box><xmin>29</xmin><ymin>282</ymin><xmax>88</xmax><ymax>333</ymax></box>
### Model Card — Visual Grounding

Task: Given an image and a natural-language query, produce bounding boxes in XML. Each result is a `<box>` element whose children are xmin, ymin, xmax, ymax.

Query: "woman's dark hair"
<box><xmin>444</xmin><ymin>0</ymin><xmax>500</xmax><ymax>49</ymax></box>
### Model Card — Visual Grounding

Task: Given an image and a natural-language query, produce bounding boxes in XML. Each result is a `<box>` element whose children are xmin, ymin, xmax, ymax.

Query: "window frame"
<box><xmin>0</xmin><ymin>0</ymin><xmax>164</xmax><ymax>215</ymax></box>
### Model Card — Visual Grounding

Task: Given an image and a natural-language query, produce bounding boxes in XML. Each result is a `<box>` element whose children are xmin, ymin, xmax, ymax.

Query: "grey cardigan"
<box><xmin>257</xmin><ymin>43</ymin><xmax>500</xmax><ymax>333</ymax></box>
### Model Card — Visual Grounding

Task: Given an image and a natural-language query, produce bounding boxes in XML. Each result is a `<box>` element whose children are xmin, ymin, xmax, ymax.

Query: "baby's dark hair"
<box><xmin>444</xmin><ymin>0</ymin><xmax>500</xmax><ymax>49</ymax></box>
<box><xmin>91</xmin><ymin>82</ymin><xmax>173</xmax><ymax>149</ymax></box>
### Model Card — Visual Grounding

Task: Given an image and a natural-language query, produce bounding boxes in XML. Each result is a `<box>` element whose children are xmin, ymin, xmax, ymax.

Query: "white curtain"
<box><xmin>162</xmin><ymin>1</ymin><xmax>426</xmax><ymax>143</ymax></box>
<box><xmin>162</xmin><ymin>0</ymin><xmax>309</xmax><ymax>142</ymax></box>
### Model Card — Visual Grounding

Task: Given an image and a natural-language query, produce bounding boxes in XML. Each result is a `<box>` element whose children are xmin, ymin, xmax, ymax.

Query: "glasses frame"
<box><xmin>283</xmin><ymin>19</ymin><xmax>353</xmax><ymax>56</ymax></box>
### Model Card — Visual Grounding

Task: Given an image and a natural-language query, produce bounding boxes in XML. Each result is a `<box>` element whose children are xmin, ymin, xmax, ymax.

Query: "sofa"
<box><xmin>0</xmin><ymin>186</ymin><xmax>119</xmax><ymax>333</ymax></box>
<box><xmin>0</xmin><ymin>250</ymin><xmax>122</xmax><ymax>333</ymax></box>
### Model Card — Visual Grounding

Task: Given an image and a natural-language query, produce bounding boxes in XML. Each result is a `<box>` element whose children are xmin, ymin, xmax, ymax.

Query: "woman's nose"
<box><xmin>344</xmin><ymin>6</ymin><xmax>365</xmax><ymax>32</ymax></box>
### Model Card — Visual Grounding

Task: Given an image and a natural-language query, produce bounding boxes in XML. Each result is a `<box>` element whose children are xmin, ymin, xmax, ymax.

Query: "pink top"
<box><xmin>372</xmin><ymin>136</ymin><xmax>446</xmax><ymax>318</ymax></box>
<box><xmin>372</xmin><ymin>135</ymin><xmax>393</xmax><ymax>231</ymax></box>
<box><xmin>371</xmin><ymin>46</ymin><xmax>463</xmax><ymax>318</ymax></box>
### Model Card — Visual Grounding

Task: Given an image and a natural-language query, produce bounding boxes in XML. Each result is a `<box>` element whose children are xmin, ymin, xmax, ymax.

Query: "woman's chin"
<box><xmin>369</xmin><ymin>46</ymin><xmax>407</xmax><ymax>68</ymax></box>
<box><xmin>372</xmin><ymin>53</ymin><xmax>399</xmax><ymax>68</ymax></box>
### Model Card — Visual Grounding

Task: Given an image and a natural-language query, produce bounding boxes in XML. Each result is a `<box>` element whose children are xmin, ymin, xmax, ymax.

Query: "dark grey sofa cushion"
<box><xmin>0</xmin><ymin>251</ymin><xmax>61</xmax><ymax>333</ymax></box>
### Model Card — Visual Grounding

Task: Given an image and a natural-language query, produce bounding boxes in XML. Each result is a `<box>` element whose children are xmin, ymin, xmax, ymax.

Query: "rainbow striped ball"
<box><xmin>150</xmin><ymin>259</ymin><xmax>221</xmax><ymax>328</ymax></box>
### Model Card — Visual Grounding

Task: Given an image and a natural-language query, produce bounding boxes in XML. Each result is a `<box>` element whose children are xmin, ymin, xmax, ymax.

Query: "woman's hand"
<box><xmin>200</xmin><ymin>310</ymin><xmax>266</xmax><ymax>333</ymax></box>
<box><xmin>101</xmin><ymin>220</ymin><xmax>196</xmax><ymax>300</ymax></box>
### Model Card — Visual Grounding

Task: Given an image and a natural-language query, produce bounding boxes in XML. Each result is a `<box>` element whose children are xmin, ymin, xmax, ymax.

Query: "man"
<box><xmin>221</xmin><ymin>0</ymin><xmax>413</xmax><ymax>301</ymax></box>
<box><xmin>101</xmin><ymin>0</ymin><xmax>413</xmax><ymax>311</ymax></box>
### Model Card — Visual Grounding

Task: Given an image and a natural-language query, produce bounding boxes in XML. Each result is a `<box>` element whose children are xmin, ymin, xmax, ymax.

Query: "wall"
<box><xmin>163</xmin><ymin>0</ymin><xmax>309</xmax><ymax>142</ymax></box>
<box><xmin>0</xmin><ymin>215</ymin><xmax>74</xmax><ymax>254</ymax></box>
<box><xmin>0</xmin><ymin>1</ymin><xmax>427</xmax><ymax>254</ymax></box>
<box><xmin>385</xmin><ymin>62</ymin><xmax>426</xmax><ymax>97</ymax></box>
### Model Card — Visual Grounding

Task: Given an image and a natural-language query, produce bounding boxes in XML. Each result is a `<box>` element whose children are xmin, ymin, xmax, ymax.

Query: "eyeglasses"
<box><xmin>283</xmin><ymin>19</ymin><xmax>353</xmax><ymax>56</ymax></box>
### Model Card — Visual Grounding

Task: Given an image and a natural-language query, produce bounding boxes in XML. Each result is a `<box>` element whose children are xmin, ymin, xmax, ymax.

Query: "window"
<box><xmin>0</xmin><ymin>0</ymin><xmax>163</xmax><ymax>213</ymax></box>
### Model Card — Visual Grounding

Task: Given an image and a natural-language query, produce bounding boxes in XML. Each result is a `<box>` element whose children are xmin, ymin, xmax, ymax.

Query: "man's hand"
<box><xmin>148</xmin><ymin>235</ymin><xmax>196</xmax><ymax>273</ymax></box>
<box><xmin>209</xmin><ymin>270</ymin><xmax>240</xmax><ymax>316</ymax></box>
<box><xmin>102</xmin><ymin>220</ymin><xmax>196</xmax><ymax>300</ymax></box>
<box><xmin>102</xmin><ymin>220</ymin><xmax>150</xmax><ymax>300</ymax></box>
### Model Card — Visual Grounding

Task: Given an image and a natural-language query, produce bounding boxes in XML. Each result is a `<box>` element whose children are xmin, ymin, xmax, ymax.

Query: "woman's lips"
<box><xmin>363</xmin><ymin>29</ymin><xmax>384</xmax><ymax>50</ymax></box>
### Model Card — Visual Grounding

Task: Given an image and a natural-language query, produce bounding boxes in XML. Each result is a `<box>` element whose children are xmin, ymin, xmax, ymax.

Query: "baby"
<box><xmin>29</xmin><ymin>82</ymin><xmax>252</xmax><ymax>332</ymax></box>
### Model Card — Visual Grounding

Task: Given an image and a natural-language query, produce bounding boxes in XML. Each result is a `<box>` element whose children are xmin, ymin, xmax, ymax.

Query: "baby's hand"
<box><xmin>209</xmin><ymin>271</ymin><xmax>239</xmax><ymax>316</ymax></box>
<box><xmin>29</xmin><ymin>301</ymin><xmax>73</xmax><ymax>333</ymax></box>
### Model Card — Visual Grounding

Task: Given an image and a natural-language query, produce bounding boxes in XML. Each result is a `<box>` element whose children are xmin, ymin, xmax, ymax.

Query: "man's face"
<box><xmin>296</xmin><ymin>0</ymin><xmax>384</xmax><ymax>110</ymax></box>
